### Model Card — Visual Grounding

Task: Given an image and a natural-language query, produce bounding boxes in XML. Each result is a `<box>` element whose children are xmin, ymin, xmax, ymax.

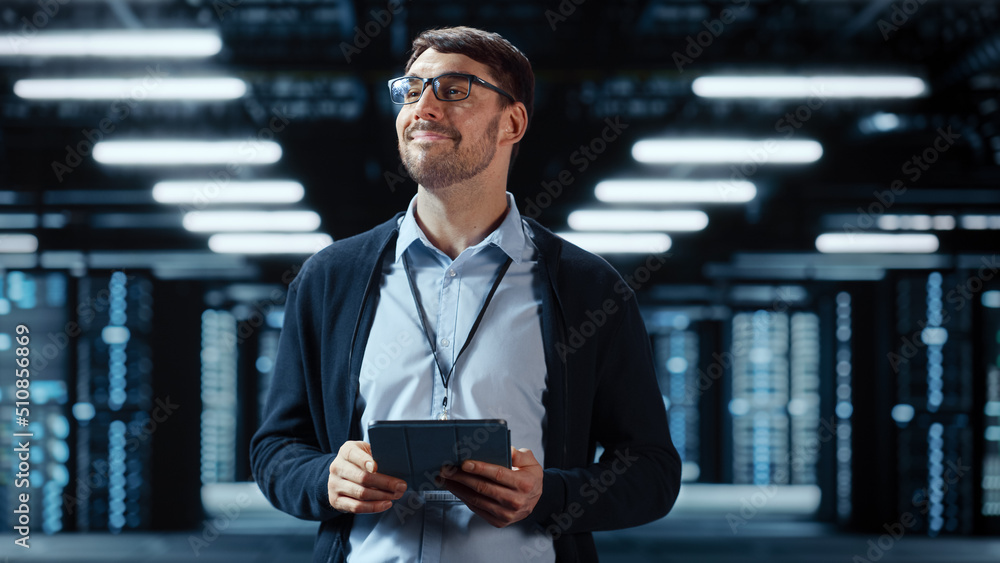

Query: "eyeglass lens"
<box><xmin>392</xmin><ymin>74</ymin><xmax>471</xmax><ymax>103</ymax></box>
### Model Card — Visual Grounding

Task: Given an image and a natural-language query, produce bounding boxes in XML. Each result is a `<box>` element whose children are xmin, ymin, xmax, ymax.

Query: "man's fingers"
<box><xmin>341</xmin><ymin>442</ymin><xmax>377</xmax><ymax>473</ymax></box>
<box><xmin>336</xmin><ymin>460</ymin><xmax>407</xmax><ymax>494</ymax></box>
<box><xmin>336</xmin><ymin>479</ymin><xmax>401</xmax><ymax>502</ymax></box>
<box><xmin>441</xmin><ymin>469</ymin><xmax>519</xmax><ymax>510</ymax></box>
<box><xmin>457</xmin><ymin>460</ymin><xmax>519</xmax><ymax>489</ymax></box>
<box><xmin>332</xmin><ymin>497</ymin><xmax>394</xmax><ymax>514</ymax></box>
<box><xmin>511</xmin><ymin>447</ymin><xmax>540</xmax><ymax>468</ymax></box>
<box><xmin>442</xmin><ymin>479</ymin><xmax>510</xmax><ymax>527</ymax></box>
<box><xmin>359</xmin><ymin>470</ymin><xmax>408</xmax><ymax>493</ymax></box>
<box><xmin>333</xmin><ymin>444</ymin><xmax>407</xmax><ymax>493</ymax></box>
<box><xmin>329</xmin><ymin>440</ymin><xmax>409</xmax><ymax>514</ymax></box>
<box><xmin>439</xmin><ymin>449</ymin><xmax>543</xmax><ymax>526</ymax></box>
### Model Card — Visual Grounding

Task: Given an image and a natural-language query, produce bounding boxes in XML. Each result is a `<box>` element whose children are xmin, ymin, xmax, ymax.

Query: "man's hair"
<box><xmin>405</xmin><ymin>26</ymin><xmax>535</xmax><ymax>161</ymax></box>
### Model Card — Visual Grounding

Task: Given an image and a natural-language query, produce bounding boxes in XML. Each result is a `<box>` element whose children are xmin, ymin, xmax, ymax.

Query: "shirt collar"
<box><xmin>395</xmin><ymin>192</ymin><xmax>527</xmax><ymax>264</ymax></box>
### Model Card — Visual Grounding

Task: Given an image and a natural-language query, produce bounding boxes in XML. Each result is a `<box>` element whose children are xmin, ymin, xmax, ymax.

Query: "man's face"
<box><xmin>395</xmin><ymin>49</ymin><xmax>506</xmax><ymax>191</ymax></box>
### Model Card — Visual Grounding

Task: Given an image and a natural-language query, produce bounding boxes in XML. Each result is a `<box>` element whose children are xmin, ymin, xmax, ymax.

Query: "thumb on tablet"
<box><xmin>511</xmin><ymin>447</ymin><xmax>538</xmax><ymax>469</ymax></box>
<box><xmin>356</xmin><ymin>441</ymin><xmax>376</xmax><ymax>473</ymax></box>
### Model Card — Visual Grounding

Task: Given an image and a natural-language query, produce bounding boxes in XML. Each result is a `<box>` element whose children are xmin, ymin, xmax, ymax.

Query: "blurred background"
<box><xmin>2</xmin><ymin>0</ymin><xmax>1000</xmax><ymax>561</ymax></box>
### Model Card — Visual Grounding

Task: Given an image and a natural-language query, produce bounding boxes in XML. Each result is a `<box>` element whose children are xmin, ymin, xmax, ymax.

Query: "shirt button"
<box><xmin>440</xmin><ymin>338</ymin><xmax>450</xmax><ymax>347</ymax></box>
<box><xmin>448</xmin><ymin>269</ymin><xmax>457</xmax><ymax>277</ymax></box>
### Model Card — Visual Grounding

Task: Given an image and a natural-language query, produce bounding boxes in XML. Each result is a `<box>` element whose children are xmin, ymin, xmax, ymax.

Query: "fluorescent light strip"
<box><xmin>556</xmin><ymin>232</ymin><xmax>672</xmax><ymax>254</ymax></box>
<box><xmin>692</xmin><ymin>75</ymin><xmax>927</xmax><ymax>99</ymax></box>
<box><xmin>14</xmin><ymin>78</ymin><xmax>246</xmax><ymax>100</ymax></box>
<box><xmin>183</xmin><ymin>211</ymin><xmax>321</xmax><ymax>232</ymax></box>
<box><xmin>815</xmin><ymin>233</ymin><xmax>939</xmax><ymax>254</ymax></box>
<box><xmin>961</xmin><ymin>215</ymin><xmax>1000</xmax><ymax>230</ymax></box>
<box><xmin>877</xmin><ymin>215</ymin><xmax>955</xmax><ymax>231</ymax></box>
<box><xmin>568</xmin><ymin>210</ymin><xmax>708</xmax><ymax>232</ymax></box>
<box><xmin>867</xmin><ymin>112</ymin><xmax>901</xmax><ymax>133</ymax></box>
<box><xmin>0</xmin><ymin>30</ymin><xmax>222</xmax><ymax>58</ymax></box>
<box><xmin>596</xmin><ymin>180</ymin><xmax>756</xmax><ymax>203</ymax></box>
<box><xmin>208</xmin><ymin>233</ymin><xmax>333</xmax><ymax>254</ymax></box>
<box><xmin>94</xmin><ymin>141</ymin><xmax>281</xmax><ymax>166</ymax></box>
<box><xmin>633</xmin><ymin>139</ymin><xmax>822</xmax><ymax>164</ymax></box>
<box><xmin>0</xmin><ymin>214</ymin><xmax>38</xmax><ymax>229</ymax></box>
<box><xmin>0</xmin><ymin>234</ymin><xmax>39</xmax><ymax>253</ymax></box>
<box><xmin>153</xmin><ymin>181</ymin><xmax>304</xmax><ymax>204</ymax></box>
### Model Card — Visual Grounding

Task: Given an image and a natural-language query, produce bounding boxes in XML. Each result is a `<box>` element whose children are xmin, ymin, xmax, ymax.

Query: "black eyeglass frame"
<box><xmin>387</xmin><ymin>73</ymin><xmax>517</xmax><ymax>105</ymax></box>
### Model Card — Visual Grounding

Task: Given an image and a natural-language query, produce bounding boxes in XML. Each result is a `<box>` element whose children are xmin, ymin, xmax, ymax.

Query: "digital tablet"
<box><xmin>368</xmin><ymin>419</ymin><xmax>511</xmax><ymax>491</ymax></box>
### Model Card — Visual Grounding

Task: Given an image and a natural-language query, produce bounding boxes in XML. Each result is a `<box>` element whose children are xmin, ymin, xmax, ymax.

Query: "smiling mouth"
<box><xmin>409</xmin><ymin>131</ymin><xmax>452</xmax><ymax>142</ymax></box>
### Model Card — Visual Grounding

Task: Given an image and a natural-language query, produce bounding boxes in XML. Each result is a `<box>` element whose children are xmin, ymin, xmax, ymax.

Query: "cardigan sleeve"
<box><xmin>249</xmin><ymin>277</ymin><xmax>346</xmax><ymax>522</ymax></box>
<box><xmin>530</xmin><ymin>289</ymin><xmax>682</xmax><ymax>533</ymax></box>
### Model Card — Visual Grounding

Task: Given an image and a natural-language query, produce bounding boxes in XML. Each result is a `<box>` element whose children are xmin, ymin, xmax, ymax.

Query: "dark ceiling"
<box><xmin>2</xmin><ymin>0</ymin><xmax>999</xmax><ymax>283</ymax></box>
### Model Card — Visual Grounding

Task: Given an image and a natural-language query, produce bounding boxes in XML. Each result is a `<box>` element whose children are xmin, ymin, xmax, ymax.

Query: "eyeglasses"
<box><xmin>388</xmin><ymin>73</ymin><xmax>516</xmax><ymax>105</ymax></box>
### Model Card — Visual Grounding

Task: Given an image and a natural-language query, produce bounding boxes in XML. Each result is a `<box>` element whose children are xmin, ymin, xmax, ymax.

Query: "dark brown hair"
<box><xmin>405</xmin><ymin>26</ymin><xmax>534</xmax><ymax>161</ymax></box>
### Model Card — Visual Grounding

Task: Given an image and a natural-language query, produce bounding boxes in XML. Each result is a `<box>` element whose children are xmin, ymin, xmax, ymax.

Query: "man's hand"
<box><xmin>439</xmin><ymin>447</ymin><xmax>543</xmax><ymax>528</ymax></box>
<box><xmin>328</xmin><ymin>441</ymin><xmax>407</xmax><ymax>513</ymax></box>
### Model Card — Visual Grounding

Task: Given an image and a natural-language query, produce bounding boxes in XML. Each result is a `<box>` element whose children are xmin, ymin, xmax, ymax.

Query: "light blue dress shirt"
<box><xmin>348</xmin><ymin>192</ymin><xmax>554</xmax><ymax>563</ymax></box>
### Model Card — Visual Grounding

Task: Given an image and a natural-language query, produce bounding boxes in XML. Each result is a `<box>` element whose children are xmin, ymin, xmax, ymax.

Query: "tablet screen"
<box><xmin>368</xmin><ymin>419</ymin><xmax>511</xmax><ymax>491</ymax></box>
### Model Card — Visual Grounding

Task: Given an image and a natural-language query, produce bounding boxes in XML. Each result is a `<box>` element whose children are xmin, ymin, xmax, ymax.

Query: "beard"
<box><xmin>399</xmin><ymin>113</ymin><xmax>501</xmax><ymax>191</ymax></box>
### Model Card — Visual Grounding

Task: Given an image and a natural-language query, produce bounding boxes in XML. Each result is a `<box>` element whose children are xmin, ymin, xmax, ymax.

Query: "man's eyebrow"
<box><xmin>406</xmin><ymin>69</ymin><xmax>475</xmax><ymax>78</ymax></box>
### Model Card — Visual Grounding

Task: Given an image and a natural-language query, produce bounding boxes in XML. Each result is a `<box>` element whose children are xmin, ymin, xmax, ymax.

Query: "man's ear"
<box><xmin>500</xmin><ymin>102</ymin><xmax>528</xmax><ymax>147</ymax></box>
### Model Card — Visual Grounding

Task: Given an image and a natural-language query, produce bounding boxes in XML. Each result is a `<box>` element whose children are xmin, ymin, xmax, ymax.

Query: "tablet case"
<box><xmin>368</xmin><ymin>419</ymin><xmax>511</xmax><ymax>491</ymax></box>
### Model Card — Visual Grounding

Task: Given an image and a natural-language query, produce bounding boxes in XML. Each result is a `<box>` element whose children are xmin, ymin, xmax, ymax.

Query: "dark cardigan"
<box><xmin>250</xmin><ymin>213</ymin><xmax>681</xmax><ymax>562</ymax></box>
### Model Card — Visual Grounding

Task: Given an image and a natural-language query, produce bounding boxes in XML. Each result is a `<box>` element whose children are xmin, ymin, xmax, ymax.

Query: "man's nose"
<box><xmin>411</xmin><ymin>84</ymin><xmax>444</xmax><ymax>120</ymax></box>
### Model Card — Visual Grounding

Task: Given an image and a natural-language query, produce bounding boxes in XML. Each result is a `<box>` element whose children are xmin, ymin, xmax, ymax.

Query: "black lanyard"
<box><xmin>402</xmin><ymin>252</ymin><xmax>513</xmax><ymax>419</ymax></box>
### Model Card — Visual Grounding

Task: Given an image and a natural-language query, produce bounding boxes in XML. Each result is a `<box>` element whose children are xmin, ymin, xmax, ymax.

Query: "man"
<box><xmin>250</xmin><ymin>26</ymin><xmax>681</xmax><ymax>562</ymax></box>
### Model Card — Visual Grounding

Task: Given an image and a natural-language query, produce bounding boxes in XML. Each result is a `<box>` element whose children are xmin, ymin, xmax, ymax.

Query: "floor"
<box><xmin>3</xmin><ymin>515</ymin><xmax>1000</xmax><ymax>563</ymax></box>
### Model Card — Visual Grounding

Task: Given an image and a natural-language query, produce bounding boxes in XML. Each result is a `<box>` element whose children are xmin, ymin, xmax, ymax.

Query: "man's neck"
<box><xmin>413</xmin><ymin>186</ymin><xmax>509</xmax><ymax>260</ymax></box>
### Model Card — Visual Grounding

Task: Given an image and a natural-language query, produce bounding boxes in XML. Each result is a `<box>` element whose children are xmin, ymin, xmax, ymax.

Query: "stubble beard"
<box><xmin>399</xmin><ymin>113</ymin><xmax>501</xmax><ymax>192</ymax></box>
